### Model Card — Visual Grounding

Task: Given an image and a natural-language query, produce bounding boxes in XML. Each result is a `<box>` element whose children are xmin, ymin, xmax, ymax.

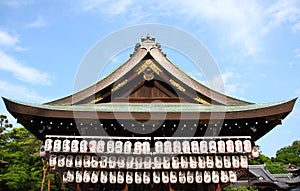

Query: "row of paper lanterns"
<box><xmin>50</xmin><ymin>154</ymin><xmax>248</xmax><ymax>169</ymax></box>
<box><xmin>45</xmin><ymin>138</ymin><xmax>252</xmax><ymax>154</ymax></box>
<box><xmin>63</xmin><ymin>170</ymin><xmax>237</xmax><ymax>184</ymax></box>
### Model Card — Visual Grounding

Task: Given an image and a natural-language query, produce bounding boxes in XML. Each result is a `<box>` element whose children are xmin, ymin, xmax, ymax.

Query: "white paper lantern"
<box><xmin>71</xmin><ymin>140</ymin><xmax>79</xmax><ymax>153</ymax></box>
<box><xmin>107</xmin><ymin>140</ymin><xmax>115</xmax><ymax>153</ymax></box>
<box><xmin>153</xmin><ymin>171</ymin><xmax>161</xmax><ymax>184</ymax></box>
<box><xmin>164</xmin><ymin>141</ymin><xmax>172</xmax><ymax>154</ymax></box>
<box><xmin>235</xmin><ymin>140</ymin><xmax>243</xmax><ymax>153</ymax></box>
<box><xmin>142</xmin><ymin>141</ymin><xmax>150</xmax><ymax>154</ymax></box>
<box><xmin>200</xmin><ymin>140</ymin><xmax>208</xmax><ymax>153</ymax></box>
<box><xmin>91</xmin><ymin>171</ymin><xmax>99</xmax><ymax>183</ymax></box>
<box><xmin>212</xmin><ymin>171</ymin><xmax>219</xmax><ymax>183</ymax></box>
<box><xmin>80</xmin><ymin>140</ymin><xmax>88</xmax><ymax>153</ymax></box>
<box><xmin>252</xmin><ymin>146</ymin><xmax>259</xmax><ymax>158</ymax></box>
<box><xmin>126</xmin><ymin>156</ymin><xmax>134</xmax><ymax>169</ymax></box>
<box><xmin>243</xmin><ymin>140</ymin><xmax>252</xmax><ymax>153</ymax></box>
<box><xmin>109</xmin><ymin>171</ymin><xmax>117</xmax><ymax>184</ymax></box>
<box><xmin>180</xmin><ymin>156</ymin><xmax>188</xmax><ymax>169</ymax></box>
<box><xmin>170</xmin><ymin>171</ymin><xmax>177</xmax><ymax>184</ymax></box>
<box><xmin>66</xmin><ymin>155</ymin><xmax>73</xmax><ymax>168</ymax></box>
<box><xmin>135</xmin><ymin>156</ymin><xmax>143</xmax><ymax>169</ymax></box>
<box><xmin>62</xmin><ymin>139</ymin><xmax>70</xmax><ymax>152</ymax></box>
<box><xmin>115</xmin><ymin>141</ymin><xmax>123</xmax><ymax>154</ymax></box>
<box><xmin>224</xmin><ymin>156</ymin><xmax>231</xmax><ymax>168</ymax></box>
<box><xmin>189</xmin><ymin>156</ymin><xmax>197</xmax><ymax>169</ymax></box>
<box><xmin>182</xmin><ymin>140</ymin><xmax>190</xmax><ymax>153</ymax></box>
<box><xmin>232</xmin><ymin>156</ymin><xmax>240</xmax><ymax>168</ymax></box>
<box><xmin>83</xmin><ymin>155</ymin><xmax>91</xmax><ymax>168</ymax></box>
<box><xmin>75</xmin><ymin>155</ymin><xmax>82</xmax><ymax>168</ymax></box>
<box><xmin>206</xmin><ymin>156</ymin><xmax>214</xmax><ymax>168</ymax></box>
<box><xmin>100</xmin><ymin>156</ymin><xmax>108</xmax><ymax>168</ymax></box>
<box><xmin>198</xmin><ymin>156</ymin><xmax>206</xmax><ymax>169</ymax></box>
<box><xmin>117</xmin><ymin>156</ymin><xmax>126</xmax><ymax>169</ymax></box>
<box><xmin>57</xmin><ymin>155</ymin><xmax>65</xmax><ymax>168</ymax></box>
<box><xmin>171</xmin><ymin>156</ymin><xmax>180</xmax><ymax>169</ymax></box>
<box><xmin>187</xmin><ymin>171</ymin><xmax>194</xmax><ymax>184</ymax></box>
<box><xmin>215</xmin><ymin>156</ymin><xmax>223</xmax><ymax>168</ymax></box>
<box><xmin>117</xmin><ymin>171</ymin><xmax>125</xmax><ymax>184</ymax></box>
<box><xmin>240</xmin><ymin>155</ymin><xmax>248</xmax><ymax>168</ymax></box>
<box><xmin>195</xmin><ymin>171</ymin><xmax>202</xmax><ymax>183</ymax></box>
<box><xmin>89</xmin><ymin>140</ymin><xmax>97</xmax><ymax>153</ymax></box>
<box><xmin>179</xmin><ymin>171</ymin><xmax>186</xmax><ymax>184</ymax></box>
<box><xmin>49</xmin><ymin>154</ymin><xmax>57</xmax><ymax>167</ymax></box>
<box><xmin>226</xmin><ymin>140</ymin><xmax>234</xmax><ymax>153</ymax></box>
<box><xmin>91</xmin><ymin>156</ymin><xmax>98</xmax><ymax>168</ymax></box>
<box><xmin>155</xmin><ymin>141</ymin><xmax>163</xmax><ymax>154</ymax></box>
<box><xmin>173</xmin><ymin>140</ymin><xmax>181</xmax><ymax>154</ymax></box>
<box><xmin>135</xmin><ymin>171</ymin><xmax>142</xmax><ymax>184</ymax></box>
<box><xmin>144</xmin><ymin>156</ymin><xmax>152</xmax><ymax>169</ymax></box>
<box><xmin>229</xmin><ymin>171</ymin><xmax>237</xmax><ymax>182</ymax></box>
<box><xmin>163</xmin><ymin>156</ymin><xmax>170</xmax><ymax>169</ymax></box>
<box><xmin>97</xmin><ymin>140</ymin><xmax>105</xmax><ymax>153</ymax></box>
<box><xmin>45</xmin><ymin>138</ymin><xmax>53</xmax><ymax>152</ymax></box>
<box><xmin>191</xmin><ymin>140</ymin><xmax>199</xmax><ymax>153</ymax></box>
<box><xmin>63</xmin><ymin>171</ymin><xmax>68</xmax><ymax>183</ymax></box>
<box><xmin>83</xmin><ymin>170</ymin><xmax>91</xmax><ymax>183</ymax></box>
<box><xmin>154</xmin><ymin>156</ymin><xmax>162</xmax><ymax>169</ymax></box>
<box><xmin>209</xmin><ymin>140</ymin><xmax>217</xmax><ymax>153</ymax></box>
<box><xmin>162</xmin><ymin>171</ymin><xmax>169</xmax><ymax>183</ymax></box>
<box><xmin>67</xmin><ymin>170</ymin><xmax>75</xmax><ymax>183</ymax></box>
<box><xmin>109</xmin><ymin>156</ymin><xmax>117</xmax><ymax>168</ymax></box>
<box><xmin>203</xmin><ymin>171</ymin><xmax>211</xmax><ymax>183</ymax></box>
<box><xmin>217</xmin><ymin>140</ymin><xmax>226</xmax><ymax>153</ymax></box>
<box><xmin>134</xmin><ymin>141</ymin><xmax>142</xmax><ymax>154</ymax></box>
<box><xmin>143</xmin><ymin>171</ymin><xmax>151</xmax><ymax>184</ymax></box>
<box><xmin>220</xmin><ymin>171</ymin><xmax>229</xmax><ymax>183</ymax></box>
<box><xmin>126</xmin><ymin>171</ymin><xmax>133</xmax><ymax>184</ymax></box>
<box><xmin>124</xmin><ymin>141</ymin><xmax>132</xmax><ymax>154</ymax></box>
<box><xmin>100</xmin><ymin>171</ymin><xmax>108</xmax><ymax>184</ymax></box>
<box><xmin>53</xmin><ymin>140</ymin><xmax>62</xmax><ymax>152</ymax></box>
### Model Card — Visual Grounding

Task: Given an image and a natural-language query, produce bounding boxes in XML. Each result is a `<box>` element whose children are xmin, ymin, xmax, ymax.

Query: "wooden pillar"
<box><xmin>47</xmin><ymin>167</ymin><xmax>52</xmax><ymax>191</ymax></box>
<box><xmin>76</xmin><ymin>183</ymin><xmax>82</xmax><ymax>191</ymax></box>
<box><xmin>123</xmin><ymin>184</ymin><xmax>128</xmax><ymax>191</ymax></box>
<box><xmin>169</xmin><ymin>183</ymin><xmax>175</xmax><ymax>191</ymax></box>
<box><xmin>216</xmin><ymin>183</ymin><xmax>222</xmax><ymax>191</ymax></box>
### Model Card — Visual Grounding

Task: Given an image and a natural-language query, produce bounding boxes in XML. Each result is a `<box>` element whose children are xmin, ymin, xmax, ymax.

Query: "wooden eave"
<box><xmin>3</xmin><ymin>98</ymin><xmax>296</xmax><ymax>121</ymax></box>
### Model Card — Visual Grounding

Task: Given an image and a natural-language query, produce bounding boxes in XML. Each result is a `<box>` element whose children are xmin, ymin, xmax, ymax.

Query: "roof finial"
<box><xmin>141</xmin><ymin>34</ymin><xmax>155</xmax><ymax>51</ymax></box>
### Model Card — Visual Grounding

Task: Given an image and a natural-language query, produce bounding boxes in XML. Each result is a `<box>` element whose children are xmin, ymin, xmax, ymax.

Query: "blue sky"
<box><xmin>0</xmin><ymin>0</ymin><xmax>299</xmax><ymax>156</ymax></box>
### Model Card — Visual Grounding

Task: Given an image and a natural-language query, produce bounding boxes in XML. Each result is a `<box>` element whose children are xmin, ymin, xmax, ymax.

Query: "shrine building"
<box><xmin>3</xmin><ymin>35</ymin><xmax>297</xmax><ymax>191</ymax></box>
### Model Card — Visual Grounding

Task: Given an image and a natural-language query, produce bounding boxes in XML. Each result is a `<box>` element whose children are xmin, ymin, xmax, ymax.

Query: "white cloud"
<box><xmin>79</xmin><ymin>1</ymin><xmax>264</xmax><ymax>55</ymax></box>
<box><xmin>81</xmin><ymin>0</ymin><xmax>136</xmax><ymax>15</ymax></box>
<box><xmin>0</xmin><ymin>31</ymin><xmax>18</xmax><ymax>47</ymax></box>
<box><xmin>209</xmin><ymin>71</ymin><xmax>245</xmax><ymax>97</ymax></box>
<box><xmin>263</xmin><ymin>0</ymin><xmax>300</xmax><ymax>34</ymax></box>
<box><xmin>295</xmin><ymin>48</ymin><xmax>300</xmax><ymax>58</ymax></box>
<box><xmin>78</xmin><ymin>1</ymin><xmax>300</xmax><ymax>56</ymax></box>
<box><xmin>0</xmin><ymin>0</ymin><xmax>33</xmax><ymax>8</ymax></box>
<box><xmin>26</xmin><ymin>16</ymin><xmax>47</xmax><ymax>28</ymax></box>
<box><xmin>0</xmin><ymin>50</ymin><xmax>52</xmax><ymax>85</ymax></box>
<box><xmin>0</xmin><ymin>80</ymin><xmax>48</xmax><ymax>103</ymax></box>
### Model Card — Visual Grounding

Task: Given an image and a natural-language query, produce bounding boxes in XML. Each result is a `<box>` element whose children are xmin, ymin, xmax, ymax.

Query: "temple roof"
<box><xmin>2</xmin><ymin>35</ymin><xmax>297</xmax><ymax>140</ymax></box>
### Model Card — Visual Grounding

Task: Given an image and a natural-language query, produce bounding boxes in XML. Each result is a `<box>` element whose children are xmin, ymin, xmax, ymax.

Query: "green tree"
<box><xmin>0</xmin><ymin>127</ymin><xmax>43</xmax><ymax>190</ymax></box>
<box><xmin>223</xmin><ymin>185</ymin><xmax>258</xmax><ymax>191</ymax></box>
<box><xmin>0</xmin><ymin>114</ymin><xmax>12</xmax><ymax>133</ymax></box>
<box><xmin>275</xmin><ymin>140</ymin><xmax>300</xmax><ymax>167</ymax></box>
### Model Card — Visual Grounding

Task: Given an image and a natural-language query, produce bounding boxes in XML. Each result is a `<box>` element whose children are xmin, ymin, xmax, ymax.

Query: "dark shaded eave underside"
<box><xmin>3</xmin><ymin>97</ymin><xmax>297</xmax><ymax>121</ymax></box>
